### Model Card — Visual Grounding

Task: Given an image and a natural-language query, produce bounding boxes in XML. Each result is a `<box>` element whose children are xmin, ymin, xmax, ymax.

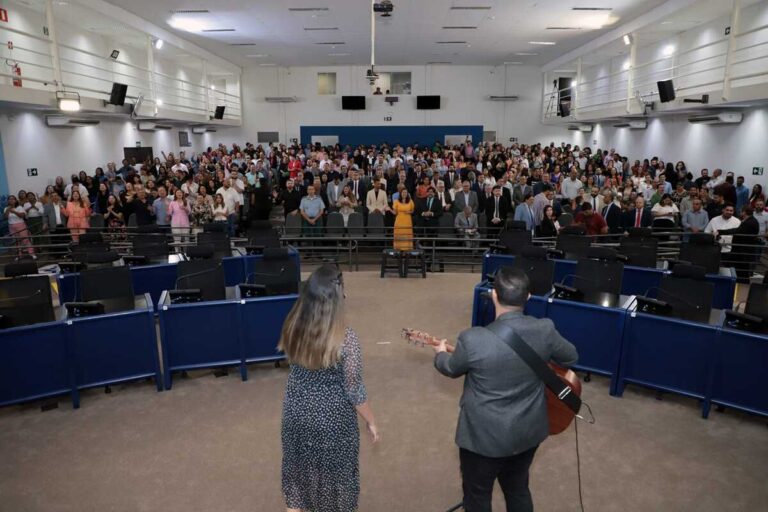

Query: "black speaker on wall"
<box><xmin>109</xmin><ymin>83</ymin><xmax>128</xmax><ymax>106</ymax></box>
<box><xmin>657</xmin><ymin>80</ymin><xmax>675</xmax><ymax>103</ymax></box>
<box><xmin>214</xmin><ymin>106</ymin><xmax>225</xmax><ymax>119</ymax></box>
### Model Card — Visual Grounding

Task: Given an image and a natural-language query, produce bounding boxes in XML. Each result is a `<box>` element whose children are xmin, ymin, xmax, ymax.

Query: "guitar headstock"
<box><xmin>401</xmin><ymin>328</ymin><xmax>443</xmax><ymax>348</ymax></box>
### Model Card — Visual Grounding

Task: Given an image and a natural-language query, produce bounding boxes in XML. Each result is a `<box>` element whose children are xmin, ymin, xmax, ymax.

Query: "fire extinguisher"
<box><xmin>12</xmin><ymin>63</ymin><xmax>21</xmax><ymax>87</ymax></box>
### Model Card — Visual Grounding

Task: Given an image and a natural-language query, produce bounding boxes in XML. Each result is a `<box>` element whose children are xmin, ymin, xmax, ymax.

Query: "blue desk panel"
<box><xmin>709</xmin><ymin>327</ymin><xmax>768</xmax><ymax>418</ymax></box>
<box><xmin>616</xmin><ymin>312</ymin><xmax>719</xmax><ymax>415</ymax></box>
<box><xmin>65</xmin><ymin>294</ymin><xmax>162</xmax><ymax>407</ymax></box>
<box><xmin>482</xmin><ymin>253</ymin><xmax>735</xmax><ymax>309</ymax></box>
<box><xmin>158</xmin><ymin>295</ymin><xmax>241</xmax><ymax>390</ymax></box>
<box><xmin>0</xmin><ymin>319</ymin><xmax>72</xmax><ymax>407</ymax></box>
<box><xmin>238</xmin><ymin>294</ymin><xmax>298</xmax><ymax>379</ymax></box>
<box><xmin>544</xmin><ymin>297</ymin><xmax>629</xmax><ymax>391</ymax></box>
<box><xmin>471</xmin><ymin>280</ymin><xmax>547</xmax><ymax>327</ymax></box>
<box><xmin>58</xmin><ymin>250</ymin><xmax>301</xmax><ymax>310</ymax></box>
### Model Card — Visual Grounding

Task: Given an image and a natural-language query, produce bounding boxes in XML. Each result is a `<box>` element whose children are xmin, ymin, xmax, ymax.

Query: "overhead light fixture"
<box><xmin>168</xmin><ymin>16</ymin><xmax>207</xmax><ymax>32</ymax></box>
<box><xmin>156</xmin><ymin>98</ymin><xmax>163</xmax><ymax>106</ymax></box>
<box><xmin>259</xmin><ymin>63</ymin><xmax>277</xmax><ymax>66</ymax></box>
<box><xmin>623</xmin><ymin>34</ymin><xmax>632</xmax><ymax>46</ymax></box>
<box><xmin>245</xmin><ymin>54</ymin><xmax>270</xmax><ymax>58</ymax></box>
<box><xmin>202</xmin><ymin>28</ymin><xmax>236</xmax><ymax>32</ymax></box>
<box><xmin>303</xmin><ymin>27</ymin><xmax>338</xmax><ymax>30</ymax></box>
<box><xmin>572</xmin><ymin>7</ymin><xmax>612</xmax><ymax>11</ymax></box>
<box><xmin>662</xmin><ymin>44</ymin><xmax>675</xmax><ymax>57</ymax></box>
<box><xmin>547</xmin><ymin>27</ymin><xmax>582</xmax><ymax>30</ymax></box>
<box><xmin>504</xmin><ymin>61</ymin><xmax>522</xmax><ymax>65</ymax></box>
<box><xmin>661</xmin><ymin>21</ymin><xmax>673</xmax><ymax>25</ymax></box>
<box><xmin>529</xmin><ymin>41</ymin><xmax>556</xmax><ymax>45</ymax></box>
<box><xmin>450</xmin><ymin>6</ymin><xmax>491</xmax><ymax>9</ymax></box>
<box><xmin>288</xmin><ymin>7</ymin><xmax>330</xmax><ymax>12</ymax></box>
<box><xmin>210</xmin><ymin>85</ymin><xmax>215</xmax><ymax>90</ymax></box>
<box><xmin>328</xmin><ymin>52</ymin><xmax>351</xmax><ymax>56</ymax></box>
<box><xmin>622</xmin><ymin>60</ymin><xmax>630</xmax><ymax>71</ymax></box>
<box><xmin>515</xmin><ymin>52</ymin><xmax>538</xmax><ymax>56</ymax></box>
<box><xmin>153</xmin><ymin>38</ymin><xmax>164</xmax><ymax>50</ymax></box>
<box><xmin>442</xmin><ymin>26</ymin><xmax>478</xmax><ymax>29</ymax></box>
<box><xmin>110</xmin><ymin>49</ymin><xmax>120</xmax><ymax>59</ymax></box>
<box><xmin>571</xmin><ymin>80</ymin><xmax>578</xmax><ymax>87</ymax></box>
<box><xmin>56</xmin><ymin>91</ymin><xmax>80</xmax><ymax>112</ymax></box>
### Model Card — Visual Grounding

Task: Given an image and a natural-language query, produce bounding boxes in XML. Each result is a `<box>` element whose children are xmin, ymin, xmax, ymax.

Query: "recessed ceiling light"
<box><xmin>427</xmin><ymin>61</ymin><xmax>452</xmax><ymax>64</ymax></box>
<box><xmin>442</xmin><ymin>26</ymin><xmax>478</xmax><ymax>29</ymax></box>
<box><xmin>546</xmin><ymin>27</ymin><xmax>582</xmax><ymax>30</ymax></box>
<box><xmin>230</xmin><ymin>43</ymin><xmax>257</xmax><ymax>46</ymax></box>
<box><xmin>515</xmin><ymin>52</ymin><xmax>538</xmax><ymax>56</ymax></box>
<box><xmin>169</xmin><ymin>9</ymin><xmax>210</xmax><ymax>14</ymax></box>
<box><xmin>259</xmin><ymin>63</ymin><xmax>277</xmax><ymax>66</ymax></box>
<box><xmin>504</xmin><ymin>61</ymin><xmax>522</xmax><ymax>65</ymax></box>
<box><xmin>436</xmin><ymin>41</ymin><xmax>467</xmax><ymax>44</ymax></box>
<box><xmin>210</xmin><ymin>85</ymin><xmax>216</xmax><ymax>90</ymax></box>
<box><xmin>660</xmin><ymin>21</ymin><xmax>673</xmax><ymax>25</ymax></box>
<box><xmin>622</xmin><ymin>60</ymin><xmax>630</xmax><ymax>70</ymax></box>
<box><xmin>572</xmin><ymin>7</ymin><xmax>612</xmax><ymax>11</ymax></box>
<box><xmin>329</xmin><ymin>52</ymin><xmax>350</xmax><ymax>56</ymax></box>
<box><xmin>303</xmin><ymin>27</ymin><xmax>338</xmax><ymax>30</ymax></box>
<box><xmin>288</xmin><ymin>7</ymin><xmax>329</xmax><ymax>11</ymax></box>
<box><xmin>450</xmin><ymin>6</ymin><xmax>491</xmax><ymax>9</ymax></box>
<box><xmin>156</xmin><ymin>99</ymin><xmax>163</xmax><ymax>106</ymax></box>
<box><xmin>315</xmin><ymin>42</ymin><xmax>345</xmax><ymax>45</ymax></box>
<box><xmin>168</xmin><ymin>17</ymin><xmax>207</xmax><ymax>32</ymax></box>
<box><xmin>623</xmin><ymin>34</ymin><xmax>632</xmax><ymax>45</ymax></box>
<box><xmin>529</xmin><ymin>41</ymin><xmax>556</xmax><ymax>45</ymax></box>
<box><xmin>662</xmin><ymin>44</ymin><xmax>675</xmax><ymax>56</ymax></box>
<box><xmin>245</xmin><ymin>54</ymin><xmax>270</xmax><ymax>58</ymax></box>
<box><xmin>202</xmin><ymin>28</ymin><xmax>236</xmax><ymax>32</ymax></box>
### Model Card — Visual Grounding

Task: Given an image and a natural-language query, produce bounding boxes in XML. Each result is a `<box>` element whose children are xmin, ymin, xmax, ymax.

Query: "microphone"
<box><xmin>174</xmin><ymin>262</ymin><xmax>223</xmax><ymax>289</ymax></box>
<box><xmin>0</xmin><ymin>289</ymin><xmax>43</xmax><ymax>303</ymax></box>
<box><xmin>244</xmin><ymin>267</ymin><xmax>286</xmax><ymax>284</ymax></box>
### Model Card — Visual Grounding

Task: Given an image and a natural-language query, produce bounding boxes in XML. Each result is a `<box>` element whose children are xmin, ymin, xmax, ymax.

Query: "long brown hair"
<box><xmin>278</xmin><ymin>265</ymin><xmax>345</xmax><ymax>370</ymax></box>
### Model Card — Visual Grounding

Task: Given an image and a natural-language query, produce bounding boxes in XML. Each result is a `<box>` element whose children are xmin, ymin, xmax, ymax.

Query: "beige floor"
<box><xmin>0</xmin><ymin>271</ymin><xmax>766</xmax><ymax>512</ymax></box>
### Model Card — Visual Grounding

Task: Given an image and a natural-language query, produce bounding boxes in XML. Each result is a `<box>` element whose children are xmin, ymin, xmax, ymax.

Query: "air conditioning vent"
<box><xmin>488</xmin><ymin>95</ymin><xmax>519</xmax><ymax>101</ymax></box>
<box><xmin>46</xmin><ymin>116</ymin><xmax>101</xmax><ymax>127</ymax></box>
<box><xmin>568</xmin><ymin>124</ymin><xmax>593</xmax><ymax>132</ymax></box>
<box><xmin>687</xmin><ymin>112</ymin><xmax>742</xmax><ymax>125</ymax></box>
<box><xmin>138</xmin><ymin>122</ymin><xmax>172</xmax><ymax>131</ymax></box>
<box><xmin>265</xmin><ymin>96</ymin><xmax>298</xmax><ymax>103</ymax></box>
<box><xmin>613</xmin><ymin>120</ymin><xmax>647</xmax><ymax>129</ymax></box>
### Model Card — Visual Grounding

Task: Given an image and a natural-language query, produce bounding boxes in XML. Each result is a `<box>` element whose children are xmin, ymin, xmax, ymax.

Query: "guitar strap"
<box><xmin>486</xmin><ymin>322</ymin><xmax>582</xmax><ymax>415</ymax></box>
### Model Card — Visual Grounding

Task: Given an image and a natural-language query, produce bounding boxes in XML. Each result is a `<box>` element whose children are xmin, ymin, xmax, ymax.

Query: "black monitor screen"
<box><xmin>341</xmin><ymin>96</ymin><xmax>366</xmax><ymax>110</ymax></box>
<box><xmin>417</xmin><ymin>95</ymin><xmax>441</xmax><ymax>109</ymax></box>
<box><xmin>0</xmin><ymin>276</ymin><xmax>55</xmax><ymax>328</ymax></box>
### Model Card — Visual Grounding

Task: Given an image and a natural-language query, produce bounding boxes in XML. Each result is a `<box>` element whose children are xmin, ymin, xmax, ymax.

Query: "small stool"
<box><xmin>380</xmin><ymin>248</ymin><xmax>402</xmax><ymax>278</ymax></box>
<box><xmin>402</xmin><ymin>250</ymin><xmax>427</xmax><ymax>278</ymax></box>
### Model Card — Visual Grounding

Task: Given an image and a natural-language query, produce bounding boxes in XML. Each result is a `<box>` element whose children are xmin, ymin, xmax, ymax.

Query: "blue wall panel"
<box><xmin>300</xmin><ymin>125</ymin><xmax>483</xmax><ymax>147</ymax></box>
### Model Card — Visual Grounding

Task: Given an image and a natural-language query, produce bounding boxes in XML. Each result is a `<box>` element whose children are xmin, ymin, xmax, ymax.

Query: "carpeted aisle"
<box><xmin>0</xmin><ymin>271</ymin><xmax>766</xmax><ymax>511</ymax></box>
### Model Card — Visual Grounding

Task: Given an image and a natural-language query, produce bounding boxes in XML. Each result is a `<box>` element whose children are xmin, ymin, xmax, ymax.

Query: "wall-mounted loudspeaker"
<box><xmin>109</xmin><ymin>83</ymin><xmax>128</xmax><ymax>106</ymax></box>
<box><xmin>214</xmin><ymin>106</ymin><xmax>225</xmax><ymax>120</ymax></box>
<box><xmin>657</xmin><ymin>80</ymin><xmax>675</xmax><ymax>103</ymax></box>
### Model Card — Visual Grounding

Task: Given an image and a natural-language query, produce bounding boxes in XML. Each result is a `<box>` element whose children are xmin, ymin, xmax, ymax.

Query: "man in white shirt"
<box><xmin>705</xmin><ymin>204</ymin><xmax>741</xmax><ymax>252</ymax></box>
<box><xmin>171</xmin><ymin>158</ymin><xmax>189</xmax><ymax>175</ymax></box>
<box><xmin>435</xmin><ymin>181</ymin><xmax>453</xmax><ymax>212</ymax></box>
<box><xmin>706</xmin><ymin>168</ymin><xmax>725</xmax><ymax>190</ymax></box>
<box><xmin>216</xmin><ymin>179</ymin><xmax>240</xmax><ymax>236</ymax></box>
<box><xmin>561</xmin><ymin>170</ymin><xmax>584</xmax><ymax>200</ymax></box>
<box><xmin>64</xmin><ymin>178</ymin><xmax>89</xmax><ymax>200</ymax></box>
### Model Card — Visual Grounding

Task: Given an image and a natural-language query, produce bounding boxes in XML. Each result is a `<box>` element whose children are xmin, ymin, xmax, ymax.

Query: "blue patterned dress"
<box><xmin>282</xmin><ymin>328</ymin><xmax>368</xmax><ymax>511</ymax></box>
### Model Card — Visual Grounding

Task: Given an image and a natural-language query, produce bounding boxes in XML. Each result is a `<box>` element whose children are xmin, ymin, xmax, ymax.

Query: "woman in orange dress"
<box><xmin>393</xmin><ymin>188</ymin><xmax>415</xmax><ymax>251</ymax></box>
<box><xmin>63</xmin><ymin>190</ymin><xmax>91</xmax><ymax>242</ymax></box>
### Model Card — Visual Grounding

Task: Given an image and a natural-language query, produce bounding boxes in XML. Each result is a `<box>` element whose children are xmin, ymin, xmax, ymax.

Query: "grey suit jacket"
<box><xmin>43</xmin><ymin>201</ymin><xmax>68</xmax><ymax>230</ymax></box>
<box><xmin>452</xmin><ymin>190</ymin><xmax>478</xmax><ymax>214</ymax></box>
<box><xmin>435</xmin><ymin>310</ymin><xmax>578</xmax><ymax>457</ymax></box>
<box><xmin>454</xmin><ymin>212</ymin><xmax>478</xmax><ymax>230</ymax></box>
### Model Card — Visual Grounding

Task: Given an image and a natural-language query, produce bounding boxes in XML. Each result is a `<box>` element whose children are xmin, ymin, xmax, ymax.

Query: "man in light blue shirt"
<box><xmin>735</xmin><ymin>176</ymin><xmax>750</xmax><ymax>213</ymax></box>
<box><xmin>754</xmin><ymin>199</ymin><xmax>767</xmax><ymax>237</ymax></box>
<box><xmin>681</xmin><ymin>198</ymin><xmax>709</xmax><ymax>238</ymax></box>
<box><xmin>300</xmin><ymin>185</ymin><xmax>325</xmax><ymax>238</ymax></box>
<box><xmin>153</xmin><ymin>186</ymin><xmax>170</xmax><ymax>226</ymax></box>
<box><xmin>513</xmin><ymin>193</ymin><xmax>536</xmax><ymax>233</ymax></box>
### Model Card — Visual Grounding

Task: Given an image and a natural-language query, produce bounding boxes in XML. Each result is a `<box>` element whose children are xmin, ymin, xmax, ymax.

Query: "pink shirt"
<box><xmin>168</xmin><ymin>200</ymin><xmax>191</xmax><ymax>228</ymax></box>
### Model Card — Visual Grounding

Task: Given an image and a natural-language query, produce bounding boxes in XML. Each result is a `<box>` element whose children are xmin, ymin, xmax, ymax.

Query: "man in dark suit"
<box><xmin>601</xmin><ymin>191</ymin><xmax>623</xmax><ymax>235</ymax></box>
<box><xmin>717</xmin><ymin>205</ymin><xmax>761</xmax><ymax>282</ymax></box>
<box><xmin>415</xmin><ymin>186</ymin><xmax>443</xmax><ymax>238</ymax></box>
<box><xmin>443</xmin><ymin>166</ymin><xmax>460</xmax><ymax>190</ymax></box>
<box><xmin>622</xmin><ymin>196</ymin><xmax>653</xmax><ymax>230</ymax></box>
<box><xmin>485</xmin><ymin>185</ymin><xmax>511</xmax><ymax>235</ymax></box>
<box><xmin>42</xmin><ymin>192</ymin><xmax>68</xmax><ymax>257</ymax></box>
<box><xmin>432</xmin><ymin>267</ymin><xmax>578</xmax><ymax>512</ymax></box>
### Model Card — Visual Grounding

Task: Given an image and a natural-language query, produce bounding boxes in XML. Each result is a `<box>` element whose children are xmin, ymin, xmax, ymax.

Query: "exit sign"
<box><xmin>0</xmin><ymin>9</ymin><xmax>8</xmax><ymax>23</ymax></box>
<box><xmin>27</xmin><ymin>168</ymin><xmax>38</xmax><ymax>177</ymax></box>
<box><xmin>753</xmin><ymin>166</ymin><xmax>764</xmax><ymax>176</ymax></box>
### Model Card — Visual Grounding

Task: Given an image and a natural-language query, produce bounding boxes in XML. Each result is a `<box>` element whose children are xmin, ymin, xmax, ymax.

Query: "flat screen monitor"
<box><xmin>0</xmin><ymin>275</ymin><xmax>55</xmax><ymax>328</ymax></box>
<box><xmin>341</xmin><ymin>96</ymin><xmax>366</xmax><ymax>110</ymax></box>
<box><xmin>417</xmin><ymin>95</ymin><xmax>441</xmax><ymax>110</ymax></box>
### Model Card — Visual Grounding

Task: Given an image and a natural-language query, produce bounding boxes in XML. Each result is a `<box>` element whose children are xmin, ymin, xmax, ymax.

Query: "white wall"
<box><xmin>595</xmin><ymin>106</ymin><xmax>768</xmax><ymax>188</ymax></box>
<box><xmin>226</xmin><ymin>64</ymin><xmax>575</xmax><ymax>145</ymax></box>
<box><xmin>0</xmin><ymin>112</ymin><xmax>220</xmax><ymax>194</ymax></box>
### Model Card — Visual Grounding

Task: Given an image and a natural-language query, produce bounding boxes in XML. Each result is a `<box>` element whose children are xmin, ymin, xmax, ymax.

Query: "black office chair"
<box><xmin>723</xmin><ymin>283</ymin><xmax>768</xmax><ymax>333</ymax></box>
<box><xmin>247</xmin><ymin>221</ymin><xmax>281</xmax><ymax>252</ymax></box>
<box><xmin>574</xmin><ymin>247</ymin><xmax>624</xmax><ymax>305</ymax></box>
<box><xmin>367</xmin><ymin>212</ymin><xmax>386</xmax><ymax>239</ymax></box>
<box><xmin>325</xmin><ymin>212</ymin><xmax>346</xmax><ymax>237</ymax></box>
<box><xmin>677</xmin><ymin>233</ymin><xmax>721</xmax><ymax>274</ymax></box>
<box><xmin>4</xmin><ymin>261</ymin><xmax>38</xmax><ymax>278</ymax></box>
<box><xmin>347</xmin><ymin>212</ymin><xmax>365</xmax><ymax>238</ymax></box>
<box><xmin>174</xmin><ymin>259</ymin><xmax>226</xmax><ymax>302</ymax></box>
<box><xmin>638</xmin><ymin>263</ymin><xmax>714</xmax><ymax>323</ymax></box>
<box><xmin>197</xmin><ymin>231</ymin><xmax>231</xmax><ymax>259</ymax></box>
<box><xmin>0</xmin><ymin>275</ymin><xmax>55</xmax><ymax>328</ymax></box>
<box><xmin>79</xmin><ymin>266</ymin><xmax>135</xmax><ymax>313</ymax></box>
<box><xmin>203</xmin><ymin>222</ymin><xmax>228</xmax><ymax>233</ymax></box>
<box><xmin>555</xmin><ymin>227</ymin><xmax>591</xmax><ymax>260</ymax></box>
<box><xmin>132</xmin><ymin>232</ymin><xmax>170</xmax><ymax>263</ymax></box>
<box><xmin>495</xmin><ymin>228</ymin><xmax>533</xmax><ymax>256</ymax></box>
<box><xmin>512</xmin><ymin>246</ymin><xmax>554</xmax><ymax>296</ymax></box>
<box><xmin>247</xmin><ymin>247</ymin><xmax>300</xmax><ymax>295</ymax></box>
<box><xmin>619</xmin><ymin>235</ymin><xmax>658</xmax><ymax>268</ymax></box>
<box><xmin>186</xmin><ymin>244</ymin><xmax>215</xmax><ymax>260</ymax></box>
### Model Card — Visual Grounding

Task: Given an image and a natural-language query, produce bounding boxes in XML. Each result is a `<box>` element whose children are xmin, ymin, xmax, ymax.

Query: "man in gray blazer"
<box><xmin>452</xmin><ymin>180</ymin><xmax>479</xmax><ymax>215</ymax></box>
<box><xmin>455</xmin><ymin>206</ymin><xmax>480</xmax><ymax>247</ymax></box>
<box><xmin>433</xmin><ymin>267</ymin><xmax>578</xmax><ymax>512</ymax></box>
<box><xmin>42</xmin><ymin>192</ymin><xmax>68</xmax><ymax>256</ymax></box>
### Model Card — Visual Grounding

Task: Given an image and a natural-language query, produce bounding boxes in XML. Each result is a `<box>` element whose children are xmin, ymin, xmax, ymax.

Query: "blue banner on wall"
<box><xmin>300</xmin><ymin>125</ymin><xmax>483</xmax><ymax>147</ymax></box>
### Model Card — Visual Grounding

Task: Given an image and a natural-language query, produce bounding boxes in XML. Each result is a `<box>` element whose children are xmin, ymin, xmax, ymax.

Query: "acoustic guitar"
<box><xmin>402</xmin><ymin>328</ymin><xmax>582</xmax><ymax>435</ymax></box>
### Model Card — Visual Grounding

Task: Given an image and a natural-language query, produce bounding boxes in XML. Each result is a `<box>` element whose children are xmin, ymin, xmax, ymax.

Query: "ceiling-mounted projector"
<box><xmin>373</xmin><ymin>1</ymin><xmax>393</xmax><ymax>16</ymax></box>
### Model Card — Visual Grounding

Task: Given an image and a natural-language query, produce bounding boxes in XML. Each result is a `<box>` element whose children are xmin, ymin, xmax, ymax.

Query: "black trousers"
<box><xmin>460</xmin><ymin>445</ymin><xmax>539</xmax><ymax>512</ymax></box>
